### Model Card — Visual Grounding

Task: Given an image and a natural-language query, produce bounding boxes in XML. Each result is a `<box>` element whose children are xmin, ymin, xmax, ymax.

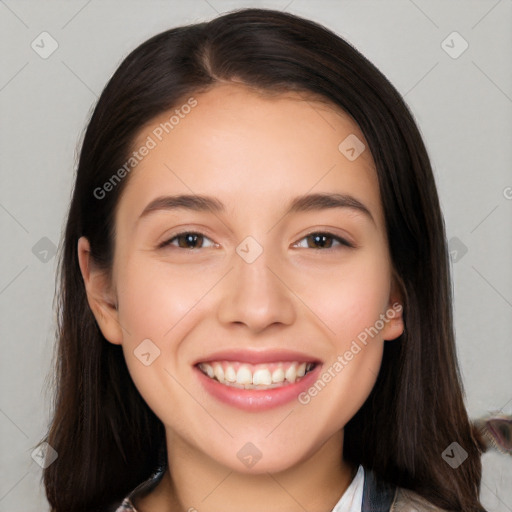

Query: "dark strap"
<box><xmin>361</xmin><ymin>467</ymin><xmax>397</xmax><ymax>512</ymax></box>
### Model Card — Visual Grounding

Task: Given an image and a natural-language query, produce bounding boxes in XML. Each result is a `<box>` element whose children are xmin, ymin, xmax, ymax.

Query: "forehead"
<box><xmin>117</xmin><ymin>83</ymin><xmax>383</xmax><ymax>230</ymax></box>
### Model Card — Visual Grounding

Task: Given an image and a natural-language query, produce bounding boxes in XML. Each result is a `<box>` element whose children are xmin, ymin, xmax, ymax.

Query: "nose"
<box><xmin>216</xmin><ymin>245</ymin><xmax>296</xmax><ymax>334</ymax></box>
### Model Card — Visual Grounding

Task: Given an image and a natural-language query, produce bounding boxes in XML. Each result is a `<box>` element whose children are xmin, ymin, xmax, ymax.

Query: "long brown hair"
<box><xmin>37</xmin><ymin>8</ymin><xmax>488</xmax><ymax>511</ymax></box>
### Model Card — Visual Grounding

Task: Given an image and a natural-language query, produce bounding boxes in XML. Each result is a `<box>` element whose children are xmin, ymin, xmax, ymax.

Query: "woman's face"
<box><xmin>79</xmin><ymin>83</ymin><xmax>403</xmax><ymax>474</ymax></box>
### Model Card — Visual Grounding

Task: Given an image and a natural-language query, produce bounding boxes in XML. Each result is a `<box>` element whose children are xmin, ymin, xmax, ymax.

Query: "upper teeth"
<box><xmin>198</xmin><ymin>361</ymin><xmax>316</xmax><ymax>389</ymax></box>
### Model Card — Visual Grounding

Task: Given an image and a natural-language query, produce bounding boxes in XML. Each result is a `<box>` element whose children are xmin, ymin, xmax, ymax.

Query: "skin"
<box><xmin>78</xmin><ymin>83</ymin><xmax>404</xmax><ymax>512</ymax></box>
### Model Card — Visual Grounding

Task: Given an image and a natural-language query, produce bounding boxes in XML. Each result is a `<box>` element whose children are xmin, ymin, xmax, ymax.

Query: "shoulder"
<box><xmin>390</xmin><ymin>486</ymin><xmax>451</xmax><ymax>512</ymax></box>
<box><xmin>362</xmin><ymin>466</ymin><xmax>451</xmax><ymax>512</ymax></box>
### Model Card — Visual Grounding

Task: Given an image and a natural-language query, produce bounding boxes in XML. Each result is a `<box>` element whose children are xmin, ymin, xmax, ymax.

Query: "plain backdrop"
<box><xmin>0</xmin><ymin>1</ymin><xmax>511</xmax><ymax>510</ymax></box>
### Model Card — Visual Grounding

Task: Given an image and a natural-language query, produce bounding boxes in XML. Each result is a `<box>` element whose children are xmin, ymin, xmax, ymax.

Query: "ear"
<box><xmin>380</xmin><ymin>270</ymin><xmax>405</xmax><ymax>342</ymax></box>
<box><xmin>77</xmin><ymin>236</ymin><xmax>123</xmax><ymax>345</ymax></box>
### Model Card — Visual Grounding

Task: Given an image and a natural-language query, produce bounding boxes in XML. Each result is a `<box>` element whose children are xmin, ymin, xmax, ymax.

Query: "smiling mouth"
<box><xmin>196</xmin><ymin>360</ymin><xmax>318</xmax><ymax>390</ymax></box>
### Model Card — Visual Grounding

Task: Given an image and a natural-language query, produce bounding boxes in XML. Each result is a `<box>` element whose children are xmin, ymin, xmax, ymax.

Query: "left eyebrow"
<box><xmin>287</xmin><ymin>192</ymin><xmax>375</xmax><ymax>225</ymax></box>
<box><xmin>137</xmin><ymin>192</ymin><xmax>375</xmax><ymax>225</ymax></box>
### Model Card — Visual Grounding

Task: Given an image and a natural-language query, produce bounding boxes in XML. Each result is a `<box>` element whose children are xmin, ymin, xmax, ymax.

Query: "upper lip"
<box><xmin>193</xmin><ymin>349</ymin><xmax>322</xmax><ymax>366</ymax></box>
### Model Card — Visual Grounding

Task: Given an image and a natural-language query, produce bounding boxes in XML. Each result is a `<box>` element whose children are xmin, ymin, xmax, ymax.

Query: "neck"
<box><xmin>135</xmin><ymin>428</ymin><xmax>357</xmax><ymax>512</ymax></box>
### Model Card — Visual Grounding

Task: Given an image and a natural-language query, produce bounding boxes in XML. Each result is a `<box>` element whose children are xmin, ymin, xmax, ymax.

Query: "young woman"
<box><xmin>37</xmin><ymin>7</ymin><xmax>496</xmax><ymax>512</ymax></box>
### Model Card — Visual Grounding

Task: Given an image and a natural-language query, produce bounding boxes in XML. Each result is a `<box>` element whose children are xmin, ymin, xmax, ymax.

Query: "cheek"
<box><xmin>115</xmin><ymin>256</ymin><xmax>216</xmax><ymax>341</ymax></box>
<box><xmin>114</xmin><ymin>255</ymin><xmax>220</xmax><ymax>402</ymax></box>
<box><xmin>299</xmin><ymin>255</ymin><xmax>389</xmax><ymax>424</ymax></box>
<box><xmin>294</xmin><ymin>249</ymin><xmax>391</xmax><ymax>343</ymax></box>
<box><xmin>114</xmin><ymin>257</ymin><xmax>206</xmax><ymax>426</ymax></box>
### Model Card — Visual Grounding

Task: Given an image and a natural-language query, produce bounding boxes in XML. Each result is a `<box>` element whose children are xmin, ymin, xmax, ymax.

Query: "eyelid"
<box><xmin>157</xmin><ymin>230</ymin><xmax>217</xmax><ymax>249</ymax></box>
<box><xmin>294</xmin><ymin>230</ymin><xmax>355</xmax><ymax>249</ymax></box>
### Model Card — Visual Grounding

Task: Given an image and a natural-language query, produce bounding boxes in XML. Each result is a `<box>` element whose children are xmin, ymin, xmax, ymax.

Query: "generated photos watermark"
<box><xmin>298</xmin><ymin>302</ymin><xmax>403</xmax><ymax>405</ymax></box>
<box><xmin>93</xmin><ymin>96</ymin><xmax>198</xmax><ymax>200</ymax></box>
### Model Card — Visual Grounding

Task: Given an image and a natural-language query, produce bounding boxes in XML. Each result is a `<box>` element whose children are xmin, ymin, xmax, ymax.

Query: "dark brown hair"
<box><xmin>37</xmin><ymin>7</ymin><xmax>488</xmax><ymax>511</ymax></box>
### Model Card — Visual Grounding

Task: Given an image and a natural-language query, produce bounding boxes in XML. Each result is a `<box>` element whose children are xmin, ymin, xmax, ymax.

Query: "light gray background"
<box><xmin>1</xmin><ymin>1</ymin><xmax>511</xmax><ymax>510</ymax></box>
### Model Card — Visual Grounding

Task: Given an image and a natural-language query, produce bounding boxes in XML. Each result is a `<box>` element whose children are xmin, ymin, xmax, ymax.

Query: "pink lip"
<box><xmin>194</xmin><ymin>362</ymin><xmax>323</xmax><ymax>411</ymax></box>
<box><xmin>193</xmin><ymin>349</ymin><xmax>322</xmax><ymax>365</ymax></box>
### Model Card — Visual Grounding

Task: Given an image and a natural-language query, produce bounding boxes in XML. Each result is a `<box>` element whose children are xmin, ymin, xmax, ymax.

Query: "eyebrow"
<box><xmin>137</xmin><ymin>192</ymin><xmax>375</xmax><ymax>225</ymax></box>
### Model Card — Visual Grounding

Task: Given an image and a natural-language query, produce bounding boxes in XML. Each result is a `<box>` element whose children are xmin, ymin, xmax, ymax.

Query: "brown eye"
<box><xmin>295</xmin><ymin>232</ymin><xmax>353</xmax><ymax>250</ymax></box>
<box><xmin>158</xmin><ymin>232</ymin><xmax>216</xmax><ymax>250</ymax></box>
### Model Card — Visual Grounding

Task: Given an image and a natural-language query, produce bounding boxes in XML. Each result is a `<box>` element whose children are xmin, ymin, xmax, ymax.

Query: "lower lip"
<box><xmin>194</xmin><ymin>363</ymin><xmax>323</xmax><ymax>411</ymax></box>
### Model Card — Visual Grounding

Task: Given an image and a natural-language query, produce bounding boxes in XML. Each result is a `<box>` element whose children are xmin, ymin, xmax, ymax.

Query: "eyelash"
<box><xmin>157</xmin><ymin>231</ymin><xmax>354</xmax><ymax>251</ymax></box>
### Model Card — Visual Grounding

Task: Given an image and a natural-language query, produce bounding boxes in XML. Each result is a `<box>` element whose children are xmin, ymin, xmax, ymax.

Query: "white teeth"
<box><xmin>199</xmin><ymin>363</ymin><xmax>214</xmax><ymax>378</ymax></box>
<box><xmin>213</xmin><ymin>363</ymin><xmax>224</xmax><ymax>382</ymax></box>
<box><xmin>224</xmin><ymin>366</ymin><xmax>237</xmax><ymax>383</ymax></box>
<box><xmin>271</xmin><ymin>367</ymin><xmax>285</xmax><ymax>383</ymax></box>
<box><xmin>285</xmin><ymin>363</ymin><xmax>297</xmax><ymax>383</ymax></box>
<box><xmin>236</xmin><ymin>365</ymin><xmax>253</xmax><ymax>385</ymax></box>
<box><xmin>253</xmin><ymin>368</ymin><xmax>272</xmax><ymax>386</ymax></box>
<box><xmin>198</xmin><ymin>361</ymin><xmax>316</xmax><ymax>389</ymax></box>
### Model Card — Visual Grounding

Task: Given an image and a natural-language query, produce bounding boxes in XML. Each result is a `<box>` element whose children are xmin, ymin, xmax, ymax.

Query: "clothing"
<box><xmin>332</xmin><ymin>463</ymin><xmax>364</xmax><ymax>511</ymax></box>
<box><xmin>114</xmin><ymin>466</ymin><xmax>364</xmax><ymax>512</ymax></box>
<box><xmin>114</xmin><ymin>464</ymin><xmax>448</xmax><ymax>512</ymax></box>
